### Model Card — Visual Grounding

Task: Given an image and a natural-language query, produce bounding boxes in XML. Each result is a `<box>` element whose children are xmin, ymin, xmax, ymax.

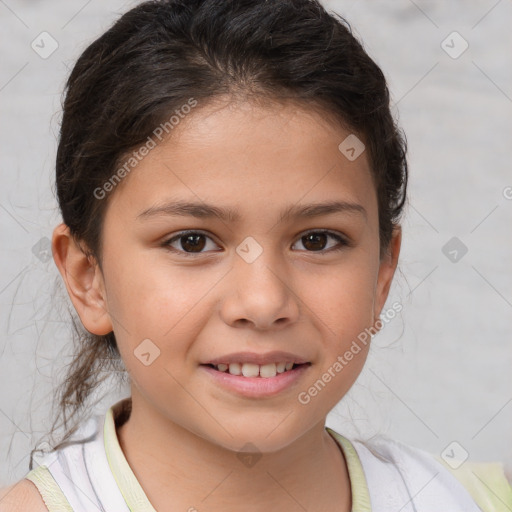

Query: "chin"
<box><xmin>196</xmin><ymin>420</ymin><xmax>309</xmax><ymax>455</ymax></box>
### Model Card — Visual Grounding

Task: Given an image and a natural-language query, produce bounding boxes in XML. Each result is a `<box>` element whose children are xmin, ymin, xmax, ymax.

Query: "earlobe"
<box><xmin>52</xmin><ymin>223</ymin><xmax>113</xmax><ymax>336</ymax></box>
<box><xmin>373</xmin><ymin>226</ymin><xmax>402</xmax><ymax>323</ymax></box>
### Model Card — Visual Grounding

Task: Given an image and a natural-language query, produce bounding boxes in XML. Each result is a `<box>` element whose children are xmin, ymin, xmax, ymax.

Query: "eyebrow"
<box><xmin>136</xmin><ymin>199</ymin><xmax>367</xmax><ymax>223</ymax></box>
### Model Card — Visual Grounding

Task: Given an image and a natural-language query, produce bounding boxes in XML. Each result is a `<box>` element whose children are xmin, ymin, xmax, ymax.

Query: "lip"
<box><xmin>203</xmin><ymin>351</ymin><xmax>310</xmax><ymax>366</ymax></box>
<box><xmin>200</xmin><ymin>363</ymin><xmax>311</xmax><ymax>398</ymax></box>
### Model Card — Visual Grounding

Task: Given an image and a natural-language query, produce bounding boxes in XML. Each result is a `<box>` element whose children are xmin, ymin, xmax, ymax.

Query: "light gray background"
<box><xmin>1</xmin><ymin>0</ymin><xmax>511</xmax><ymax>487</ymax></box>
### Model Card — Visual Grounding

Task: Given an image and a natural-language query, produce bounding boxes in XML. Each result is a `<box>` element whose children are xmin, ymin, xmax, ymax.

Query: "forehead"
<box><xmin>104</xmin><ymin>98</ymin><xmax>377</xmax><ymax>224</ymax></box>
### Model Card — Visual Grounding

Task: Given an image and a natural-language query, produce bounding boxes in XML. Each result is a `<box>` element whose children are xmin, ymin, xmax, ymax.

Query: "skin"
<box><xmin>50</xmin><ymin>97</ymin><xmax>401</xmax><ymax>512</ymax></box>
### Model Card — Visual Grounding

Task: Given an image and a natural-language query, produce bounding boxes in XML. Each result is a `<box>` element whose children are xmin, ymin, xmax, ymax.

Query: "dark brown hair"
<box><xmin>31</xmin><ymin>0</ymin><xmax>408</xmax><ymax>467</ymax></box>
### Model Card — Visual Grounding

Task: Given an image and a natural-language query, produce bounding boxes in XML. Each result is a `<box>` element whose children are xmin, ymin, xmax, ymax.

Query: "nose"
<box><xmin>219</xmin><ymin>248</ymin><xmax>300</xmax><ymax>331</ymax></box>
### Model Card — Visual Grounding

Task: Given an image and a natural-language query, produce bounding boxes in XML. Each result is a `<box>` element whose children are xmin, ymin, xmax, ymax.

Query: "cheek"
<box><xmin>104</xmin><ymin>249</ymin><xmax>189</xmax><ymax>328</ymax></box>
<box><xmin>295</xmin><ymin>258</ymin><xmax>377</xmax><ymax>413</ymax></box>
<box><xmin>102</xmin><ymin>257</ymin><xmax>204</xmax><ymax>399</ymax></box>
<box><xmin>102</xmin><ymin>251</ymin><xmax>219</xmax><ymax>360</ymax></box>
<box><xmin>302</xmin><ymin>253</ymin><xmax>378</xmax><ymax>341</ymax></box>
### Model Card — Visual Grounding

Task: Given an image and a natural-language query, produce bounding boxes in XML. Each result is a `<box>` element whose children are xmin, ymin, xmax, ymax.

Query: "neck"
<box><xmin>115</xmin><ymin>394</ymin><xmax>352</xmax><ymax>512</ymax></box>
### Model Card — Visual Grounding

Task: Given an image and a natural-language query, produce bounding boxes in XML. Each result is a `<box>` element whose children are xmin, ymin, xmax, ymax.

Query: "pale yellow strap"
<box><xmin>103</xmin><ymin>405</ymin><xmax>157</xmax><ymax>511</ymax></box>
<box><xmin>326</xmin><ymin>427</ymin><xmax>372</xmax><ymax>511</ymax></box>
<box><xmin>434</xmin><ymin>456</ymin><xmax>512</xmax><ymax>512</ymax></box>
<box><xmin>25</xmin><ymin>465</ymin><xmax>74</xmax><ymax>512</ymax></box>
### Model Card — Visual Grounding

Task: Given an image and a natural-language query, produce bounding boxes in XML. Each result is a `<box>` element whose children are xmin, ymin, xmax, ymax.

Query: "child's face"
<box><xmin>80</xmin><ymin>98</ymin><xmax>399</xmax><ymax>451</ymax></box>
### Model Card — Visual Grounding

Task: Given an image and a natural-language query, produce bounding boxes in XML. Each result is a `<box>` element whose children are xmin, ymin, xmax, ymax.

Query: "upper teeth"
<box><xmin>215</xmin><ymin>362</ymin><xmax>294</xmax><ymax>378</ymax></box>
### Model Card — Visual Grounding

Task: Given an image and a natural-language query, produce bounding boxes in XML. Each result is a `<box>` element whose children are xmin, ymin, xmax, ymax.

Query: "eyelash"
<box><xmin>161</xmin><ymin>229</ymin><xmax>350</xmax><ymax>258</ymax></box>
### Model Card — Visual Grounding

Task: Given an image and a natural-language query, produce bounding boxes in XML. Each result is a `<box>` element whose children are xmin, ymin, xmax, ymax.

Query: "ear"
<box><xmin>52</xmin><ymin>223</ymin><xmax>113</xmax><ymax>336</ymax></box>
<box><xmin>373</xmin><ymin>226</ymin><xmax>402</xmax><ymax>323</ymax></box>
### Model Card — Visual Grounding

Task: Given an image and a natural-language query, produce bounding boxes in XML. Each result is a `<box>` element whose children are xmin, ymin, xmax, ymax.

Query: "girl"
<box><xmin>1</xmin><ymin>0</ymin><xmax>511</xmax><ymax>510</ymax></box>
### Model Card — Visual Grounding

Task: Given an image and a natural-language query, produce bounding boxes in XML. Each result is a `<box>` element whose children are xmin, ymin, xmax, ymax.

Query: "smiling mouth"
<box><xmin>202</xmin><ymin>362</ymin><xmax>310</xmax><ymax>378</ymax></box>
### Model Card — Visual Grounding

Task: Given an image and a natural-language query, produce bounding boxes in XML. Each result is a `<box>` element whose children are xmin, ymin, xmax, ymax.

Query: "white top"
<box><xmin>25</xmin><ymin>398</ymin><xmax>512</xmax><ymax>511</ymax></box>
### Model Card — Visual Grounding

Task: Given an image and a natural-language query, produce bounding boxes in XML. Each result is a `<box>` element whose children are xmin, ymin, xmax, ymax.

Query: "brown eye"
<box><xmin>163</xmin><ymin>231</ymin><xmax>219</xmax><ymax>256</ymax></box>
<box><xmin>293</xmin><ymin>230</ymin><xmax>348</xmax><ymax>253</ymax></box>
<box><xmin>302</xmin><ymin>232</ymin><xmax>328</xmax><ymax>251</ymax></box>
<box><xmin>179</xmin><ymin>234</ymin><xmax>206</xmax><ymax>252</ymax></box>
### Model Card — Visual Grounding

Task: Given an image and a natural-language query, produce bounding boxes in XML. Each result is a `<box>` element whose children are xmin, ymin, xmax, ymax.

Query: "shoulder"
<box><xmin>353</xmin><ymin>434</ymin><xmax>512</xmax><ymax>511</ymax></box>
<box><xmin>433</xmin><ymin>456</ymin><xmax>512</xmax><ymax>511</ymax></box>
<box><xmin>0</xmin><ymin>479</ymin><xmax>48</xmax><ymax>512</ymax></box>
